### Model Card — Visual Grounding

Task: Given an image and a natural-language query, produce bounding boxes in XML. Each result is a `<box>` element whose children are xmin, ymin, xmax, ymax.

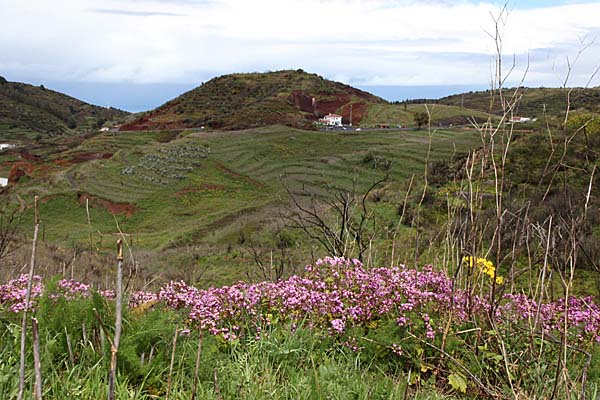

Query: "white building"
<box><xmin>508</xmin><ymin>116</ymin><xmax>533</xmax><ymax>123</ymax></box>
<box><xmin>319</xmin><ymin>113</ymin><xmax>343</xmax><ymax>126</ymax></box>
<box><xmin>0</xmin><ymin>143</ymin><xmax>14</xmax><ymax>151</ymax></box>
<box><xmin>0</xmin><ymin>177</ymin><xmax>7</xmax><ymax>187</ymax></box>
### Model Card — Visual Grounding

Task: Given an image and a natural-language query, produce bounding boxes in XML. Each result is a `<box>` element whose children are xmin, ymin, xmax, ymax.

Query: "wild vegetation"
<box><xmin>438</xmin><ymin>87</ymin><xmax>600</xmax><ymax>119</ymax></box>
<box><xmin>0</xmin><ymin>77</ymin><xmax>127</xmax><ymax>140</ymax></box>
<box><xmin>1</xmin><ymin>256</ymin><xmax>599</xmax><ymax>399</ymax></box>
<box><xmin>2</xmin><ymin>100</ymin><xmax>599</xmax><ymax>398</ymax></box>
<box><xmin>2</xmin><ymin>13</ymin><xmax>600</xmax><ymax>397</ymax></box>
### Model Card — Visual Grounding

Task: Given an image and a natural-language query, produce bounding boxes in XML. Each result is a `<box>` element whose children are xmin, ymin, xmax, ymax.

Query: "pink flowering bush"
<box><xmin>497</xmin><ymin>294</ymin><xmax>600</xmax><ymax>344</ymax></box>
<box><xmin>157</xmin><ymin>257</ymin><xmax>600</xmax><ymax>346</ymax></box>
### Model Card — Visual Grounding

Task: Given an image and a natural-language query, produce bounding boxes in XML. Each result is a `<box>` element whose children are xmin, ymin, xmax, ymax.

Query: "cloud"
<box><xmin>1</xmin><ymin>0</ymin><xmax>599</xmax><ymax>88</ymax></box>
<box><xmin>89</xmin><ymin>8</ymin><xmax>186</xmax><ymax>17</ymax></box>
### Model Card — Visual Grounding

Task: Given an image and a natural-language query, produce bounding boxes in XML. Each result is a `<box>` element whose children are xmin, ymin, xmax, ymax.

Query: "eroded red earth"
<box><xmin>77</xmin><ymin>192</ymin><xmax>138</xmax><ymax>218</ymax></box>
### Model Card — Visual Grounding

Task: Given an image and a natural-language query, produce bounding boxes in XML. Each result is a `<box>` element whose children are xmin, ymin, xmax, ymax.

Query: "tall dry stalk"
<box><xmin>166</xmin><ymin>326</ymin><xmax>179</xmax><ymax>400</ymax></box>
<box><xmin>17</xmin><ymin>196</ymin><xmax>41</xmax><ymax>400</ymax></box>
<box><xmin>32</xmin><ymin>317</ymin><xmax>42</xmax><ymax>400</ymax></box>
<box><xmin>438</xmin><ymin>5</ymin><xmax>599</xmax><ymax>397</ymax></box>
<box><xmin>191</xmin><ymin>332</ymin><xmax>204</xmax><ymax>400</ymax></box>
<box><xmin>108</xmin><ymin>239</ymin><xmax>124</xmax><ymax>400</ymax></box>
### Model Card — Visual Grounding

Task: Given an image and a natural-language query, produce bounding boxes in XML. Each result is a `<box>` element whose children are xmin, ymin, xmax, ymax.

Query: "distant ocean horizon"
<box><xmin>36</xmin><ymin>81</ymin><xmax>493</xmax><ymax>113</ymax></box>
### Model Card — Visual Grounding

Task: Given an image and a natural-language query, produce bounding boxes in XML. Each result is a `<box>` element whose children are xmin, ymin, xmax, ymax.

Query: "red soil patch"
<box><xmin>71</xmin><ymin>152</ymin><xmax>113</xmax><ymax>163</ymax></box>
<box><xmin>119</xmin><ymin>103</ymin><xmax>184</xmax><ymax>131</ymax></box>
<box><xmin>174</xmin><ymin>183</ymin><xmax>227</xmax><ymax>198</ymax></box>
<box><xmin>288</xmin><ymin>92</ymin><xmax>368</xmax><ymax>124</ymax></box>
<box><xmin>8</xmin><ymin>162</ymin><xmax>36</xmax><ymax>184</ymax></box>
<box><xmin>19</xmin><ymin>151</ymin><xmax>41</xmax><ymax>162</ymax></box>
<box><xmin>53</xmin><ymin>159</ymin><xmax>72</xmax><ymax>167</ymax></box>
<box><xmin>290</xmin><ymin>90</ymin><xmax>316</xmax><ymax>113</ymax></box>
<box><xmin>77</xmin><ymin>192</ymin><xmax>138</xmax><ymax>218</ymax></box>
<box><xmin>338</xmin><ymin>102</ymin><xmax>368</xmax><ymax>124</ymax></box>
<box><xmin>313</xmin><ymin>95</ymin><xmax>352</xmax><ymax>117</ymax></box>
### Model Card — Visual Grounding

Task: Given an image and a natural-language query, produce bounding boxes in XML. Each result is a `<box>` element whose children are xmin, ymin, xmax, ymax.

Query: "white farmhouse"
<box><xmin>319</xmin><ymin>113</ymin><xmax>343</xmax><ymax>126</ymax></box>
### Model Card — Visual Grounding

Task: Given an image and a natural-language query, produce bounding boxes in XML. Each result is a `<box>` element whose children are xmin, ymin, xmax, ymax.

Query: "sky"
<box><xmin>1</xmin><ymin>0</ymin><xmax>600</xmax><ymax>111</ymax></box>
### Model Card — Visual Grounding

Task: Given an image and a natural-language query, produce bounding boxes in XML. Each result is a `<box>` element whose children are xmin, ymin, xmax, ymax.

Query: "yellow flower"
<box><xmin>463</xmin><ymin>256</ymin><xmax>504</xmax><ymax>285</ymax></box>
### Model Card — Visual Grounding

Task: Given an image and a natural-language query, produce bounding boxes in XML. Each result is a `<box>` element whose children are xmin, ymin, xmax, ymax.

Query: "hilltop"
<box><xmin>0</xmin><ymin>76</ymin><xmax>128</xmax><ymax>140</ymax></box>
<box><xmin>120</xmin><ymin>70</ymin><xmax>387</xmax><ymax>131</ymax></box>
<box><xmin>438</xmin><ymin>86</ymin><xmax>600</xmax><ymax>117</ymax></box>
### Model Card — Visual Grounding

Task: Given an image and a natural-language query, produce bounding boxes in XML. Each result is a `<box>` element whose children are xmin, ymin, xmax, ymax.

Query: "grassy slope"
<box><xmin>0</xmin><ymin>78</ymin><xmax>128</xmax><ymax>140</ymax></box>
<box><xmin>362</xmin><ymin>103</ymin><xmax>493</xmax><ymax>127</ymax></box>
<box><xmin>438</xmin><ymin>87</ymin><xmax>600</xmax><ymax>117</ymax></box>
<box><xmin>8</xmin><ymin>126</ymin><xmax>481</xmax><ymax>251</ymax></box>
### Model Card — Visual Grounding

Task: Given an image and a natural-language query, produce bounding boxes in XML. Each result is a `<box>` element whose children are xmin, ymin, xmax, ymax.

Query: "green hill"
<box><xmin>0</xmin><ymin>76</ymin><xmax>128</xmax><ymax>140</ymax></box>
<box><xmin>438</xmin><ymin>86</ymin><xmax>600</xmax><ymax>118</ymax></box>
<box><xmin>120</xmin><ymin>70</ymin><xmax>388</xmax><ymax>131</ymax></box>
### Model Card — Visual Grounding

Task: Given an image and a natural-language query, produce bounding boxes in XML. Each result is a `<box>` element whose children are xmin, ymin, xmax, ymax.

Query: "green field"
<box><xmin>9</xmin><ymin>126</ymin><xmax>480</xmax><ymax>250</ymax></box>
<box><xmin>362</xmin><ymin>103</ymin><xmax>493</xmax><ymax>127</ymax></box>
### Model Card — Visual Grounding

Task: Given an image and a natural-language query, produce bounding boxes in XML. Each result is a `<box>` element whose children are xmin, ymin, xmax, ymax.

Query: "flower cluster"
<box><xmin>129</xmin><ymin>291</ymin><xmax>159</xmax><ymax>308</ymax></box>
<box><xmin>497</xmin><ymin>294</ymin><xmax>600</xmax><ymax>341</ymax></box>
<box><xmin>157</xmin><ymin>258</ymin><xmax>599</xmax><ymax>343</ymax></box>
<box><xmin>0</xmin><ymin>274</ymin><xmax>43</xmax><ymax>312</ymax></box>
<box><xmin>158</xmin><ymin>258</ymin><xmax>486</xmax><ymax>341</ymax></box>
<box><xmin>53</xmin><ymin>279</ymin><xmax>91</xmax><ymax>300</ymax></box>
<box><xmin>463</xmin><ymin>256</ymin><xmax>504</xmax><ymax>285</ymax></box>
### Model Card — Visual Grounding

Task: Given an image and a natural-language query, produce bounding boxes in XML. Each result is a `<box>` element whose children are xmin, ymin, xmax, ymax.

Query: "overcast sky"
<box><xmin>1</xmin><ymin>0</ymin><xmax>600</xmax><ymax>110</ymax></box>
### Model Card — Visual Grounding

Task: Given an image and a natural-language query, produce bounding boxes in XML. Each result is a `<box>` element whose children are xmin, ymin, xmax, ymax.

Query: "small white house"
<box><xmin>509</xmin><ymin>116</ymin><xmax>533</xmax><ymax>123</ymax></box>
<box><xmin>319</xmin><ymin>113</ymin><xmax>343</xmax><ymax>126</ymax></box>
<box><xmin>0</xmin><ymin>177</ymin><xmax>7</xmax><ymax>187</ymax></box>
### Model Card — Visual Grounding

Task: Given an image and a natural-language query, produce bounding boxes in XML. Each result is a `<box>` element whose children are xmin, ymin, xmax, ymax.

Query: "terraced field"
<box><xmin>11</xmin><ymin>125</ymin><xmax>481</xmax><ymax>250</ymax></box>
